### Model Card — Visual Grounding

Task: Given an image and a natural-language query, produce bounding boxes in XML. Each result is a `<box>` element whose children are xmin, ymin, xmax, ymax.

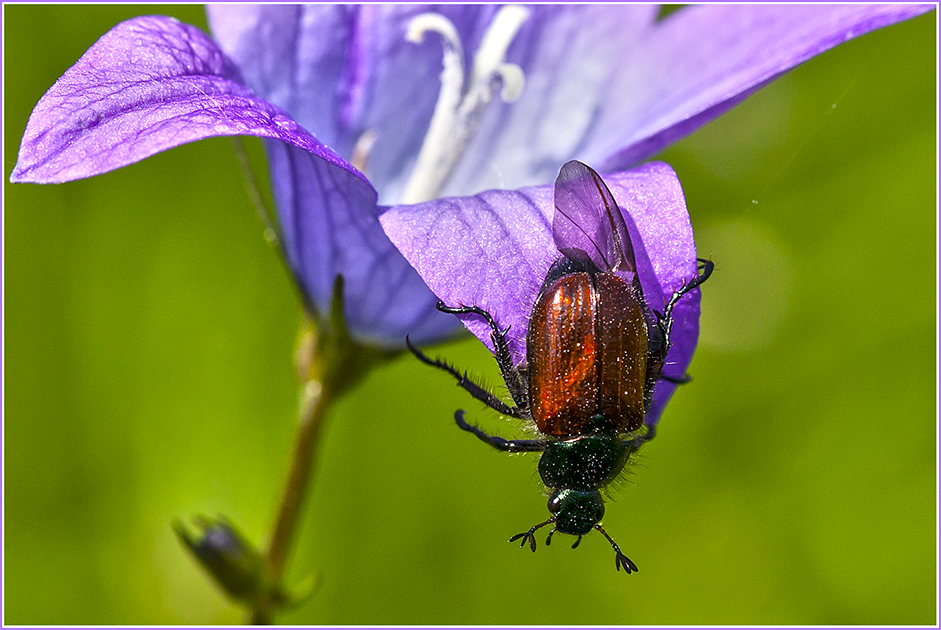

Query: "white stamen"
<box><xmin>405</xmin><ymin>12</ymin><xmax>462</xmax><ymax>51</ymax></box>
<box><xmin>351</xmin><ymin>129</ymin><xmax>378</xmax><ymax>173</ymax></box>
<box><xmin>401</xmin><ymin>6</ymin><xmax>530</xmax><ymax>204</ymax></box>
<box><xmin>494</xmin><ymin>62</ymin><xmax>525</xmax><ymax>102</ymax></box>
<box><xmin>468</xmin><ymin>5</ymin><xmax>530</xmax><ymax>90</ymax></box>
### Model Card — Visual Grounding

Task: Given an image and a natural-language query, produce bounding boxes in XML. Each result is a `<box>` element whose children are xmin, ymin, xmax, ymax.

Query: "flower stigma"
<box><xmin>401</xmin><ymin>5</ymin><xmax>530</xmax><ymax>204</ymax></box>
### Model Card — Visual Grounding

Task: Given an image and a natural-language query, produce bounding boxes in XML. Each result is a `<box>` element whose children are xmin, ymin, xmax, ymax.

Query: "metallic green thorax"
<box><xmin>538</xmin><ymin>430</ymin><xmax>631</xmax><ymax>492</ymax></box>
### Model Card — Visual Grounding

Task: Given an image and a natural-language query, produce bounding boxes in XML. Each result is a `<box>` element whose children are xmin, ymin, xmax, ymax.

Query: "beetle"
<box><xmin>408</xmin><ymin>160</ymin><xmax>713</xmax><ymax>573</ymax></box>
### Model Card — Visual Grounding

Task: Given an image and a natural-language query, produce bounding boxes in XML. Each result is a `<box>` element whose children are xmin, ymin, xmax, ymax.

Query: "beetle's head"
<box><xmin>548</xmin><ymin>488</ymin><xmax>604</xmax><ymax>536</ymax></box>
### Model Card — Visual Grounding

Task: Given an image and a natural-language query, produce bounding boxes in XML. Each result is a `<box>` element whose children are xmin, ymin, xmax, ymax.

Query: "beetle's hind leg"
<box><xmin>454</xmin><ymin>410</ymin><xmax>546</xmax><ymax>453</ymax></box>
<box><xmin>406</xmin><ymin>336</ymin><xmax>522</xmax><ymax>418</ymax></box>
<box><xmin>435</xmin><ymin>301</ymin><xmax>529</xmax><ymax>411</ymax></box>
<box><xmin>690</xmin><ymin>257</ymin><xmax>715</xmax><ymax>290</ymax></box>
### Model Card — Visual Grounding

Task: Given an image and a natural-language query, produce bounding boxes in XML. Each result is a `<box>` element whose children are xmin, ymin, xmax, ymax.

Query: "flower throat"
<box><xmin>399</xmin><ymin>6</ymin><xmax>530</xmax><ymax>204</ymax></box>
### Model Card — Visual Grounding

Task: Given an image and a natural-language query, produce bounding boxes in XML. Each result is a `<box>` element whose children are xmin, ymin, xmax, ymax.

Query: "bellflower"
<box><xmin>11</xmin><ymin>5</ymin><xmax>931</xmax><ymax>415</ymax></box>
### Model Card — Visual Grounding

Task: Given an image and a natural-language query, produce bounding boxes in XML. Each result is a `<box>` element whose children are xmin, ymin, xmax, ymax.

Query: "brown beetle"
<box><xmin>409</xmin><ymin>161</ymin><xmax>713</xmax><ymax>572</ymax></box>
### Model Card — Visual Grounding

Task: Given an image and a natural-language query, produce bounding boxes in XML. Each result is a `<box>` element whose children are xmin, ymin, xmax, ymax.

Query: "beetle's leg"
<box><xmin>646</xmin><ymin>261</ymin><xmax>712</xmax><ymax>404</ymax></box>
<box><xmin>659</xmin><ymin>372</ymin><xmax>692</xmax><ymax>385</ymax></box>
<box><xmin>658</xmin><ymin>258</ymin><xmax>715</xmax><ymax>345</ymax></box>
<box><xmin>454</xmin><ymin>410</ymin><xmax>546</xmax><ymax>453</ymax></box>
<box><xmin>545</xmin><ymin>527</ymin><xmax>557</xmax><ymax>546</ymax></box>
<box><xmin>406</xmin><ymin>336</ymin><xmax>523</xmax><ymax>419</ymax></box>
<box><xmin>649</xmin><ymin>258</ymin><xmax>715</xmax><ymax>399</ymax></box>
<box><xmin>435</xmin><ymin>301</ymin><xmax>529</xmax><ymax>412</ymax></box>
<box><xmin>662</xmin><ymin>258</ymin><xmax>714</xmax><ymax>317</ymax></box>
<box><xmin>594</xmin><ymin>524</ymin><xmax>638</xmax><ymax>574</ymax></box>
<box><xmin>683</xmin><ymin>257</ymin><xmax>715</xmax><ymax>295</ymax></box>
<box><xmin>510</xmin><ymin>518</ymin><xmax>554</xmax><ymax>552</ymax></box>
<box><xmin>644</xmin><ymin>262</ymin><xmax>711</xmax><ymax>408</ymax></box>
<box><xmin>623</xmin><ymin>424</ymin><xmax>656</xmax><ymax>454</ymax></box>
<box><xmin>643</xmin><ymin>366</ymin><xmax>691</xmax><ymax>414</ymax></box>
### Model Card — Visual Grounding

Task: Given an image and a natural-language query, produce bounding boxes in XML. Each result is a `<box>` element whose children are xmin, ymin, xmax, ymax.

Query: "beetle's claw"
<box><xmin>614</xmin><ymin>550</ymin><xmax>639</xmax><ymax>574</ymax></box>
<box><xmin>509</xmin><ymin>530</ymin><xmax>537</xmax><ymax>552</ymax></box>
<box><xmin>594</xmin><ymin>523</ymin><xmax>638</xmax><ymax>574</ymax></box>
<box><xmin>509</xmin><ymin>518</ymin><xmax>553</xmax><ymax>553</ymax></box>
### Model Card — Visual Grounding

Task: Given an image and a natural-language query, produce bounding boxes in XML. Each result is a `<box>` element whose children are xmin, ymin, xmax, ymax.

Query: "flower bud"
<box><xmin>174</xmin><ymin>515</ymin><xmax>269</xmax><ymax>604</ymax></box>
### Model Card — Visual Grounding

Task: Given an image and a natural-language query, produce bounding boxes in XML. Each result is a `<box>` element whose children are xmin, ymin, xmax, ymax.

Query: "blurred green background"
<box><xmin>3</xmin><ymin>4</ymin><xmax>936</xmax><ymax>625</ymax></box>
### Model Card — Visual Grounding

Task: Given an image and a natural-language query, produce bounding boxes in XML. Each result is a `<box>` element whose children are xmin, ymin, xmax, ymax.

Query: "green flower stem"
<box><xmin>267</xmin><ymin>380</ymin><xmax>326</xmax><ymax>586</ymax></box>
<box><xmin>179</xmin><ymin>149</ymin><xmax>394</xmax><ymax>623</ymax></box>
<box><xmin>250</xmin><ymin>374</ymin><xmax>330</xmax><ymax>625</ymax></box>
<box><xmin>248</xmin><ymin>279</ymin><xmax>396</xmax><ymax>624</ymax></box>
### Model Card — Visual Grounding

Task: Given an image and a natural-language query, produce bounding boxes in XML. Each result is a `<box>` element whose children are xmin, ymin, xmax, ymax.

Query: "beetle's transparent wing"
<box><xmin>553</xmin><ymin>160</ymin><xmax>636</xmax><ymax>274</ymax></box>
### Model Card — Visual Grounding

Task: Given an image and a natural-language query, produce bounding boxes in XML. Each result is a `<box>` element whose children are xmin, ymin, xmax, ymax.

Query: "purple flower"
<box><xmin>11</xmin><ymin>5</ymin><xmax>930</xmax><ymax>416</ymax></box>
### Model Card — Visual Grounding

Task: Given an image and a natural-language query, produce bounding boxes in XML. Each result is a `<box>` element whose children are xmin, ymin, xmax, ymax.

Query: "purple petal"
<box><xmin>208</xmin><ymin>5</ymin><xmax>929</xmax><ymax>199</ymax></box>
<box><xmin>10</xmin><ymin>15</ymin><xmax>361</xmax><ymax>186</ymax></box>
<box><xmin>439</xmin><ymin>4</ymin><xmax>932</xmax><ymax>194</ymax></box>
<box><xmin>207</xmin><ymin>5</ymin><xmax>509</xmax><ymax>203</ymax></box>
<box><xmin>11</xmin><ymin>14</ymin><xmax>458</xmax><ymax>347</ymax></box>
<box><xmin>383</xmin><ymin>183</ymin><xmax>554</xmax><ymax>362</ymax></box>
<box><xmin>596</xmin><ymin>4</ymin><xmax>935</xmax><ymax>170</ymax></box>
<box><xmin>267</xmin><ymin>141</ymin><xmax>459</xmax><ymax>346</ymax></box>
<box><xmin>206</xmin><ymin>5</ymin><xmax>367</xmax><ymax>156</ymax></box>
<box><xmin>380</xmin><ymin>162</ymin><xmax>698</xmax><ymax>423</ymax></box>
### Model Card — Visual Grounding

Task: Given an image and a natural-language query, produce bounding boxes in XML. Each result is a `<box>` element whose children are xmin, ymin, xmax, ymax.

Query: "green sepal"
<box><xmin>297</xmin><ymin>275</ymin><xmax>399</xmax><ymax>400</ymax></box>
